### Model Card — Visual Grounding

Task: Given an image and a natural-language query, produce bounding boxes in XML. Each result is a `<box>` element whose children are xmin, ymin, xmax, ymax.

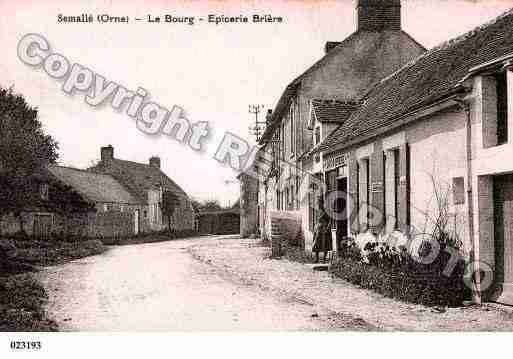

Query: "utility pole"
<box><xmin>248</xmin><ymin>104</ymin><xmax>267</xmax><ymax>142</ymax></box>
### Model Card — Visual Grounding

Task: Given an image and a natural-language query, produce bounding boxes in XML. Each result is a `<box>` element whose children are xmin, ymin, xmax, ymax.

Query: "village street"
<box><xmin>37</xmin><ymin>235</ymin><xmax>371</xmax><ymax>331</ymax></box>
<box><xmin>38</xmin><ymin>235</ymin><xmax>513</xmax><ymax>331</ymax></box>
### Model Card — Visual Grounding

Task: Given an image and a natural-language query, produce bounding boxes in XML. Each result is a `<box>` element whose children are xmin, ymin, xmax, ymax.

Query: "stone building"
<box><xmin>256</xmin><ymin>0</ymin><xmax>426</xmax><ymax>248</ymax></box>
<box><xmin>0</xmin><ymin>169</ymin><xmax>92</xmax><ymax>238</ymax></box>
<box><xmin>0</xmin><ymin>145</ymin><xmax>195</xmax><ymax>239</ymax></box>
<box><xmin>89</xmin><ymin>145</ymin><xmax>195</xmax><ymax>233</ymax></box>
<box><xmin>238</xmin><ymin>164</ymin><xmax>259</xmax><ymax>238</ymax></box>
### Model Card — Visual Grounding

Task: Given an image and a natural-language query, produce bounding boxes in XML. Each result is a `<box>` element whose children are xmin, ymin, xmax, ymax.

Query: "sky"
<box><xmin>1</xmin><ymin>0</ymin><xmax>512</xmax><ymax>206</ymax></box>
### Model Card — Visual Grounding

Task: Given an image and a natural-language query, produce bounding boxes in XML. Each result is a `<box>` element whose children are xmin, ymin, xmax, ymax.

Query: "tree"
<box><xmin>200</xmin><ymin>200</ymin><xmax>222</xmax><ymax>212</ymax></box>
<box><xmin>161</xmin><ymin>190</ymin><xmax>180</xmax><ymax>233</ymax></box>
<box><xmin>0</xmin><ymin>87</ymin><xmax>59</xmax><ymax>234</ymax></box>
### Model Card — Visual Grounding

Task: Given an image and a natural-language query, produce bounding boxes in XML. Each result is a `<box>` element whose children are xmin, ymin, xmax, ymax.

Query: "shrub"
<box><xmin>332</xmin><ymin>235</ymin><xmax>470</xmax><ymax>307</ymax></box>
<box><xmin>0</xmin><ymin>273</ymin><xmax>57</xmax><ymax>331</ymax></box>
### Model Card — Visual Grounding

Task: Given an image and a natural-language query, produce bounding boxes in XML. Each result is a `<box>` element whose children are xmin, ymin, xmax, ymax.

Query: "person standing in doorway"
<box><xmin>312</xmin><ymin>198</ymin><xmax>332</xmax><ymax>263</ymax></box>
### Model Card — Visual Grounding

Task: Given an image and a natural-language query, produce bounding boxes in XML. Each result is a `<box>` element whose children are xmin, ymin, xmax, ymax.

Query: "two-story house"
<box><xmin>89</xmin><ymin>145</ymin><xmax>195</xmax><ymax>233</ymax></box>
<box><xmin>257</xmin><ymin>0</ymin><xmax>426</xmax><ymax>248</ymax></box>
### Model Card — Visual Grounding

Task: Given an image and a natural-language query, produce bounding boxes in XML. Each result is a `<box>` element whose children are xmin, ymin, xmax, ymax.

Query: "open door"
<box><xmin>335</xmin><ymin>177</ymin><xmax>349</xmax><ymax>249</ymax></box>
<box><xmin>494</xmin><ymin>174</ymin><xmax>513</xmax><ymax>303</ymax></box>
<box><xmin>134</xmin><ymin>209</ymin><xmax>140</xmax><ymax>235</ymax></box>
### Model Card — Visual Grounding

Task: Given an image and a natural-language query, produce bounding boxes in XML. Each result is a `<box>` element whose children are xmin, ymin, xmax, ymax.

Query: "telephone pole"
<box><xmin>248</xmin><ymin>104</ymin><xmax>267</xmax><ymax>142</ymax></box>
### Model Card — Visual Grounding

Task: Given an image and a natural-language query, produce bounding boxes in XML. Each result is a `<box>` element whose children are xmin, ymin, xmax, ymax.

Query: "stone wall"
<box><xmin>269</xmin><ymin>210</ymin><xmax>302</xmax><ymax>256</ymax></box>
<box><xmin>198</xmin><ymin>212</ymin><xmax>240</xmax><ymax>235</ymax></box>
<box><xmin>239</xmin><ymin>173</ymin><xmax>259</xmax><ymax>237</ymax></box>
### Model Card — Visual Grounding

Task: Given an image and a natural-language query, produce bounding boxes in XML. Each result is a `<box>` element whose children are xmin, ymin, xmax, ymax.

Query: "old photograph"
<box><xmin>2</xmin><ymin>0</ymin><xmax>513</xmax><ymax>354</ymax></box>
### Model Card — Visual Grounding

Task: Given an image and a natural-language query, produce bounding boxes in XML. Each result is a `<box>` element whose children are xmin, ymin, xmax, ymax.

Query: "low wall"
<box><xmin>89</xmin><ymin>211</ymin><xmax>135</xmax><ymax>238</ymax></box>
<box><xmin>269</xmin><ymin>211</ymin><xmax>302</xmax><ymax>254</ymax></box>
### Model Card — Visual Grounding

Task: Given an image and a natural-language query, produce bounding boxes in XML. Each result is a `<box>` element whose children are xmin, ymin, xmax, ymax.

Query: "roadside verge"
<box><xmin>0</xmin><ymin>237</ymin><xmax>107</xmax><ymax>331</ymax></box>
<box><xmin>188</xmin><ymin>237</ymin><xmax>513</xmax><ymax>331</ymax></box>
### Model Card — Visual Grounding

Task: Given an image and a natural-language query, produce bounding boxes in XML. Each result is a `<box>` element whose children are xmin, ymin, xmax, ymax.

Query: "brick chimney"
<box><xmin>149</xmin><ymin>156</ymin><xmax>161</xmax><ymax>169</ymax></box>
<box><xmin>357</xmin><ymin>0</ymin><xmax>401</xmax><ymax>32</ymax></box>
<box><xmin>101</xmin><ymin>145</ymin><xmax>114</xmax><ymax>163</ymax></box>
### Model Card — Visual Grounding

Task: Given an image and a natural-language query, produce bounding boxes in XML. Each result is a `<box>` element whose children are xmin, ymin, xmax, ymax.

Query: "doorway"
<box><xmin>335</xmin><ymin>177</ymin><xmax>349</xmax><ymax>248</ymax></box>
<box><xmin>33</xmin><ymin>214</ymin><xmax>52</xmax><ymax>239</ymax></box>
<box><xmin>134</xmin><ymin>209</ymin><xmax>140</xmax><ymax>235</ymax></box>
<box><xmin>493</xmin><ymin>174</ymin><xmax>513</xmax><ymax>299</ymax></box>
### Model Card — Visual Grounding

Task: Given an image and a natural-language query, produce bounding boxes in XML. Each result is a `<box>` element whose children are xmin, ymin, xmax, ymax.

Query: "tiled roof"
<box><xmin>90</xmin><ymin>159</ymin><xmax>188</xmax><ymax>204</ymax></box>
<box><xmin>318</xmin><ymin>9</ymin><xmax>513</xmax><ymax>154</ymax></box>
<box><xmin>311</xmin><ymin>99</ymin><xmax>360</xmax><ymax>124</ymax></box>
<box><xmin>259</xmin><ymin>30</ymin><xmax>426</xmax><ymax>145</ymax></box>
<box><xmin>48</xmin><ymin>165</ymin><xmax>140</xmax><ymax>204</ymax></box>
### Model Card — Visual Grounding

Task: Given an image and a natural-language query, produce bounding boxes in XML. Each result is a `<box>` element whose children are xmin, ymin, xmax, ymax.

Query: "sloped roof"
<box><xmin>48</xmin><ymin>165</ymin><xmax>140</xmax><ymax>204</ymax></box>
<box><xmin>90</xmin><ymin>159</ymin><xmax>189</xmax><ymax>204</ymax></box>
<box><xmin>318</xmin><ymin>9</ymin><xmax>513</xmax><ymax>154</ymax></box>
<box><xmin>311</xmin><ymin>99</ymin><xmax>360</xmax><ymax>124</ymax></box>
<box><xmin>259</xmin><ymin>30</ymin><xmax>426</xmax><ymax>145</ymax></box>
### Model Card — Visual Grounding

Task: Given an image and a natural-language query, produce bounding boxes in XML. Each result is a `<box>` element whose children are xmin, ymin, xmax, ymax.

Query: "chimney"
<box><xmin>325</xmin><ymin>41</ymin><xmax>341</xmax><ymax>54</ymax></box>
<box><xmin>357</xmin><ymin>0</ymin><xmax>401</xmax><ymax>32</ymax></box>
<box><xmin>101</xmin><ymin>145</ymin><xmax>114</xmax><ymax>163</ymax></box>
<box><xmin>265</xmin><ymin>109</ymin><xmax>273</xmax><ymax>125</ymax></box>
<box><xmin>149</xmin><ymin>156</ymin><xmax>161</xmax><ymax>169</ymax></box>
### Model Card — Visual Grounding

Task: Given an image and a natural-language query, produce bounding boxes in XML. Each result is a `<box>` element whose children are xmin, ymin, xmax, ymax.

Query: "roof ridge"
<box><xmin>367</xmin><ymin>7</ymin><xmax>513</xmax><ymax>95</ymax></box>
<box><xmin>112</xmin><ymin>158</ymin><xmax>152</xmax><ymax>168</ymax></box>
<box><xmin>51</xmin><ymin>164</ymin><xmax>112</xmax><ymax>177</ymax></box>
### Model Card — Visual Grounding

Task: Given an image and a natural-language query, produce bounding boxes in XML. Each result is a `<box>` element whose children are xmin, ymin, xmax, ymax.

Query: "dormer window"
<box><xmin>40</xmin><ymin>183</ymin><xmax>49</xmax><ymax>201</ymax></box>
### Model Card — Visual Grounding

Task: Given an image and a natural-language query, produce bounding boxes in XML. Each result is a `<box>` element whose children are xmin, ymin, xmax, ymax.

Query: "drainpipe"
<box><xmin>456</xmin><ymin>97</ymin><xmax>480</xmax><ymax>304</ymax></box>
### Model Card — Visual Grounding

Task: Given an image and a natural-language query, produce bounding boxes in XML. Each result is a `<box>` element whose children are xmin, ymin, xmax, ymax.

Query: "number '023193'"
<box><xmin>10</xmin><ymin>341</ymin><xmax>42</xmax><ymax>350</ymax></box>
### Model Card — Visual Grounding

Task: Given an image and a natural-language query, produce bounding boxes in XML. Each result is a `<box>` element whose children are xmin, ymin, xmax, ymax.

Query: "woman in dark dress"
<box><xmin>312</xmin><ymin>203</ymin><xmax>333</xmax><ymax>263</ymax></box>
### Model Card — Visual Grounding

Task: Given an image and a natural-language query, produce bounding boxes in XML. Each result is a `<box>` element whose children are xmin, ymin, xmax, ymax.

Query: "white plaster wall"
<box><xmin>407</xmin><ymin>107</ymin><xmax>470</xmax><ymax>252</ymax></box>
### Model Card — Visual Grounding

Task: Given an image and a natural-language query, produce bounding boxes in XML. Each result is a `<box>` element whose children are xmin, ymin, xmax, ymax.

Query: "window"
<box><xmin>315</xmin><ymin>126</ymin><xmax>321</xmax><ymax>145</ymax></box>
<box><xmin>383</xmin><ymin>152</ymin><xmax>387</xmax><ymax>221</ymax></box>
<box><xmin>326</xmin><ymin>169</ymin><xmax>337</xmax><ymax>229</ymax></box>
<box><xmin>281</xmin><ymin>123</ymin><xmax>286</xmax><ymax>158</ymax></box>
<box><xmin>308</xmin><ymin>191</ymin><xmax>314</xmax><ymax>231</ymax></box>
<box><xmin>104</xmin><ymin>204</ymin><xmax>110</xmax><ymax>212</ymax></box>
<box><xmin>308</xmin><ymin>181</ymin><xmax>321</xmax><ymax>232</ymax></box>
<box><xmin>289</xmin><ymin>104</ymin><xmax>294</xmax><ymax>154</ymax></box>
<box><xmin>496</xmin><ymin>71</ymin><xmax>508</xmax><ymax>145</ymax></box>
<box><xmin>358</xmin><ymin>158</ymin><xmax>370</xmax><ymax>229</ymax></box>
<box><xmin>153</xmin><ymin>203</ymin><xmax>159</xmax><ymax>223</ymax></box>
<box><xmin>40</xmin><ymin>183</ymin><xmax>49</xmax><ymax>201</ymax></box>
<box><xmin>143</xmin><ymin>210</ymin><xmax>148</xmax><ymax>218</ymax></box>
<box><xmin>393</xmin><ymin>149</ymin><xmax>400</xmax><ymax>228</ymax></box>
<box><xmin>295</xmin><ymin>176</ymin><xmax>300</xmax><ymax>210</ymax></box>
<box><xmin>453</xmin><ymin>177</ymin><xmax>465</xmax><ymax>205</ymax></box>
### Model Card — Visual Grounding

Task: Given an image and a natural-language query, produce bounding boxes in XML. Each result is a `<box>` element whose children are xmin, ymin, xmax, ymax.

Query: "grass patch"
<box><xmin>13</xmin><ymin>238</ymin><xmax>107</xmax><ymax>266</ymax></box>
<box><xmin>100</xmin><ymin>229</ymin><xmax>199</xmax><ymax>245</ymax></box>
<box><xmin>0</xmin><ymin>273</ymin><xmax>57</xmax><ymax>331</ymax></box>
<box><xmin>0</xmin><ymin>235</ymin><xmax>107</xmax><ymax>331</ymax></box>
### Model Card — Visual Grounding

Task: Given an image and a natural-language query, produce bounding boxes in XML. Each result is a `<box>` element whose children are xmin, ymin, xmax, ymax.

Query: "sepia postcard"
<box><xmin>2</xmin><ymin>0</ymin><xmax>513</xmax><ymax>357</ymax></box>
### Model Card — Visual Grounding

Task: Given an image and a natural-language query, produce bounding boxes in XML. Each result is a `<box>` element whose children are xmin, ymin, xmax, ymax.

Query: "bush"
<box><xmin>332</xmin><ymin>237</ymin><xmax>470</xmax><ymax>307</ymax></box>
<box><xmin>0</xmin><ymin>273</ymin><xmax>57</xmax><ymax>331</ymax></box>
<box><xmin>10</xmin><ymin>239</ymin><xmax>106</xmax><ymax>266</ymax></box>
